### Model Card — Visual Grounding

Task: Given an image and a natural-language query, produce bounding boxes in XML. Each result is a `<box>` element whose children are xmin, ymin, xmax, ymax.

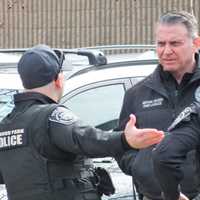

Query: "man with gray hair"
<box><xmin>116</xmin><ymin>10</ymin><xmax>200</xmax><ymax>200</ymax></box>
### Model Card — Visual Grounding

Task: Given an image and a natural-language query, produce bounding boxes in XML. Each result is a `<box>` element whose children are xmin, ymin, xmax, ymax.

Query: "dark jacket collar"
<box><xmin>14</xmin><ymin>92</ymin><xmax>57</xmax><ymax>105</ymax></box>
<box><xmin>143</xmin><ymin>67</ymin><xmax>169</xmax><ymax>99</ymax></box>
<box><xmin>159</xmin><ymin>52</ymin><xmax>200</xmax><ymax>84</ymax></box>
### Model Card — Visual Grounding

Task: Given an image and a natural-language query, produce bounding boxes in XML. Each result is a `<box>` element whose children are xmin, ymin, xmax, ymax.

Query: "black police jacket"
<box><xmin>0</xmin><ymin>92</ymin><xmax>126</xmax><ymax>200</ymax></box>
<box><xmin>152</xmin><ymin>102</ymin><xmax>200</xmax><ymax>200</ymax></box>
<box><xmin>116</xmin><ymin>60</ymin><xmax>200</xmax><ymax>199</ymax></box>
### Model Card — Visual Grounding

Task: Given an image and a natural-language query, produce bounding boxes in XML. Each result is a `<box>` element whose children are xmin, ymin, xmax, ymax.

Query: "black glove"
<box><xmin>93</xmin><ymin>167</ymin><xmax>115</xmax><ymax>196</ymax></box>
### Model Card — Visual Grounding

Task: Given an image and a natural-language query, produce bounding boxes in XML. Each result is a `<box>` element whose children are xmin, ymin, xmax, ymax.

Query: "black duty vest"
<box><xmin>0</xmin><ymin>104</ymin><xmax>100</xmax><ymax>200</ymax></box>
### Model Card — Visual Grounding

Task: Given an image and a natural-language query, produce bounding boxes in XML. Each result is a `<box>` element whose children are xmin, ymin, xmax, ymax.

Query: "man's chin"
<box><xmin>162</xmin><ymin>65</ymin><xmax>177</xmax><ymax>72</ymax></box>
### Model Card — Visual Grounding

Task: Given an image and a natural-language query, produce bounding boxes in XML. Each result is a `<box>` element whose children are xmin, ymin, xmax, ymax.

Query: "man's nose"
<box><xmin>163</xmin><ymin>44</ymin><xmax>173</xmax><ymax>55</ymax></box>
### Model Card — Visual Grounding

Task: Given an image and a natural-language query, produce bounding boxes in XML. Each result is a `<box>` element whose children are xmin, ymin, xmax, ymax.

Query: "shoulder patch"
<box><xmin>49</xmin><ymin>106</ymin><xmax>78</xmax><ymax>125</ymax></box>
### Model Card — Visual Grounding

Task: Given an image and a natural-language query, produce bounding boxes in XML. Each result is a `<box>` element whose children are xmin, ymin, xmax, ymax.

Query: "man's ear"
<box><xmin>54</xmin><ymin>73</ymin><xmax>64</xmax><ymax>89</ymax></box>
<box><xmin>193</xmin><ymin>36</ymin><xmax>200</xmax><ymax>48</ymax></box>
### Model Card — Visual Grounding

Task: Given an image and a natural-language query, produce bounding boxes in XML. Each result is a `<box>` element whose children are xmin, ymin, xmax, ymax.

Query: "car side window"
<box><xmin>0</xmin><ymin>89</ymin><xmax>18</xmax><ymax>121</ymax></box>
<box><xmin>63</xmin><ymin>84</ymin><xmax>125</xmax><ymax>130</ymax></box>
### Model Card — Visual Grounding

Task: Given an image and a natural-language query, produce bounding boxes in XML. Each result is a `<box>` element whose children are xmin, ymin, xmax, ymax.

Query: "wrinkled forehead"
<box><xmin>155</xmin><ymin>23</ymin><xmax>191</xmax><ymax>40</ymax></box>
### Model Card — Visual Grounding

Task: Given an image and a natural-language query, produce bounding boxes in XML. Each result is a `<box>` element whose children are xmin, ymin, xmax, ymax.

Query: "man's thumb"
<box><xmin>128</xmin><ymin>114</ymin><xmax>136</xmax><ymax>126</ymax></box>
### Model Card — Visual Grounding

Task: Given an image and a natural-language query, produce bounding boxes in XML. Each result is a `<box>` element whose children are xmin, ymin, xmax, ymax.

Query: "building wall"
<box><xmin>0</xmin><ymin>0</ymin><xmax>199</xmax><ymax>48</ymax></box>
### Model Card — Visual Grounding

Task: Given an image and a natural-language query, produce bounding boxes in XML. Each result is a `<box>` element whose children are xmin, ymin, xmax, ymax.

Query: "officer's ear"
<box><xmin>54</xmin><ymin>72</ymin><xmax>64</xmax><ymax>89</ymax></box>
<box><xmin>193</xmin><ymin>36</ymin><xmax>200</xmax><ymax>49</ymax></box>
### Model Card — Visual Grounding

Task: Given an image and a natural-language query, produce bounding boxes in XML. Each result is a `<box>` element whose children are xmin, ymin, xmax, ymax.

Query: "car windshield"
<box><xmin>0</xmin><ymin>89</ymin><xmax>18</xmax><ymax>121</ymax></box>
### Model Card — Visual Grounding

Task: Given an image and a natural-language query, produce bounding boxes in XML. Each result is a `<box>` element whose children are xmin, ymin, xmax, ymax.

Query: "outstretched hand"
<box><xmin>124</xmin><ymin>114</ymin><xmax>164</xmax><ymax>149</ymax></box>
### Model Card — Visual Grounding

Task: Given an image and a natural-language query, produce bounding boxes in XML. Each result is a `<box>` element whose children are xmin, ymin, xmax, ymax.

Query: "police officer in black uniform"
<box><xmin>153</xmin><ymin>102</ymin><xmax>200</xmax><ymax>200</ymax></box>
<box><xmin>0</xmin><ymin>44</ymin><xmax>164</xmax><ymax>200</ymax></box>
<box><xmin>115</xmin><ymin>11</ymin><xmax>200</xmax><ymax>200</ymax></box>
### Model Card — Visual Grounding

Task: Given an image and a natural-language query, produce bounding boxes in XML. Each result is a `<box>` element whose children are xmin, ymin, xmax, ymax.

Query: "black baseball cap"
<box><xmin>18</xmin><ymin>44</ymin><xmax>65</xmax><ymax>89</ymax></box>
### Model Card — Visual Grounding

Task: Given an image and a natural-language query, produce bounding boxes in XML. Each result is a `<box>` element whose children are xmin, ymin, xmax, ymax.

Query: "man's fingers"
<box><xmin>141</xmin><ymin>136</ymin><xmax>164</xmax><ymax>147</ymax></box>
<box><xmin>142</xmin><ymin>132</ymin><xmax>164</xmax><ymax>141</ymax></box>
<box><xmin>138</xmin><ymin>130</ymin><xmax>164</xmax><ymax>148</ymax></box>
<box><xmin>138</xmin><ymin>129</ymin><xmax>164</xmax><ymax>136</ymax></box>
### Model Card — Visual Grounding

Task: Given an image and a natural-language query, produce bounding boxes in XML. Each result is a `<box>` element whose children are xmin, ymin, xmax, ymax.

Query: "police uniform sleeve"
<box><xmin>48</xmin><ymin>106</ymin><xmax>126</xmax><ymax>158</ymax></box>
<box><xmin>152</xmin><ymin>115</ymin><xmax>200</xmax><ymax>200</ymax></box>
